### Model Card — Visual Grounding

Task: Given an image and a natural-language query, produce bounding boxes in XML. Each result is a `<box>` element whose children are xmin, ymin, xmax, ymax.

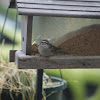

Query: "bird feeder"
<box><xmin>9</xmin><ymin>0</ymin><xmax>100</xmax><ymax>69</ymax></box>
<box><xmin>9</xmin><ymin>0</ymin><xmax>100</xmax><ymax>100</ymax></box>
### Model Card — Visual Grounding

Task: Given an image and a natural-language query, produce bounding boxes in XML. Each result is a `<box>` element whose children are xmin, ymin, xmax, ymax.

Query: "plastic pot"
<box><xmin>44</xmin><ymin>76</ymin><xmax>67</xmax><ymax>100</ymax></box>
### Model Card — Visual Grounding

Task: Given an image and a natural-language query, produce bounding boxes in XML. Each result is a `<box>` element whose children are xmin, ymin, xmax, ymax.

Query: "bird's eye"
<box><xmin>41</xmin><ymin>41</ymin><xmax>47</xmax><ymax>45</ymax></box>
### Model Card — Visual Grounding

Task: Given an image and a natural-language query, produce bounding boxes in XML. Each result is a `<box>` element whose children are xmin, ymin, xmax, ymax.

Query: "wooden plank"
<box><xmin>67</xmin><ymin>0</ymin><xmax>100</xmax><ymax>2</ymax></box>
<box><xmin>17</xmin><ymin>0</ymin><xmax>100</xmax><ymax>2</ymax></box>
<box><xmin>15</xmin><ymin>50</ymin><xmax>100</xmax><ymax>69</ymax></box>
<box><xmin>9</xmin><ymin>50</ymin><xmax>17</xmax><ymax>62</ymax></box>
<box><xmin>21</xmin><ymin>15</ymin><xmax>33</xmax><ymax>55</ymax></box>
<box><xmin>18</xmin><ymin>8</ymin><xmax>100</xmax><ymax>18</ymax></box>
<box><xmin>17</xmin><ymin>3</ymin><xmax>100</xmax><ymax>12</ymax></box>
<box><xmin>66</xmin><ymin>0</ymin><xmax>100</xmax><ymax>2</ymax></box>
<box><xmin>16</xmin><ymin>0</ymin><xmax>100</xmax><ymax>18</ymax></box>
<box><xmin>16</xmin><ymin>0</ymin><xmax>100</xmax><ymax>7</ymax></box>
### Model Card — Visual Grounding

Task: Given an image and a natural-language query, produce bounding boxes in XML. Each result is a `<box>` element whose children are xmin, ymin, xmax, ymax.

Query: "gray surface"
<box><xmin>15</xmin><ymin>50</ymin><xmax>100</xmax><ymax>69</ymax></box>
<box><xmin>16</xmin><ymin>0</ymin><xmax>100</xmax><ymax>18</ymax></box>
<box><xmin>21</xmin><ymin>15</ymin><xmax>33</xmax><ymax>55</ymax></box>
<box><xmin>9</xmin><ymin>50</ymin><xmax>17</xmax><ymax>62</ymax></box>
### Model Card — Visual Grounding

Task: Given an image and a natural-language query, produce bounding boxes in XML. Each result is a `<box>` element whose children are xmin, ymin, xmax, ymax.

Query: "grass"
<box><xmin>0</xmin><ymin>59</ymin><xmax>36</xmax><ymax>100</ymax></box>
<box><xmin>0</xmin><ymin>59</ymin><xmax>62</xmax><ymax>100</ymax></box>
<box><xmin>0</xmin><ymin>11</ymin><xmax>21</xmax><ymax>61</ymax></box>
<box><xmin>0</xmin><ymin>16</ymin><xmax>21</xmax><ymax>44</ymax></box>
<box><xmin>0</xmin><ymin>4</ymin><xmax>19</xmax><ymax>20</ymax></box>
<box><xmin>0</xmin><ymin>43</ymin><xmax>21</xmax><ymax>61</ymax></box>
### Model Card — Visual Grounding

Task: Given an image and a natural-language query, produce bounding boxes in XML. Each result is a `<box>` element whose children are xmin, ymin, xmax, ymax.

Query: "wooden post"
<box><xmin>21</xmin><ymin>15</ymin><xmax>33</xmax><ymax>55</ymax></box>
<box><xmin>21</xmin><ymin>15</ymin><xmax>43</xmax><ymax>100</ymax></box>
<box><xmin>35</xmin><ymin>69</ymin><xmax>43</xmax><ymax>100</ymax></box>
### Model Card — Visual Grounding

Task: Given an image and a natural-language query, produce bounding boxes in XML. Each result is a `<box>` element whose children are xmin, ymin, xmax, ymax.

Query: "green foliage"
<box><xmin>0</xmin><ymin>4</ymin><xmax>19</xmax><ymax>20</ymax></box>
<box><xmin>44</xmin><ymin>69</ymin><xmax>100</xmax><ymax>100</ymax></box>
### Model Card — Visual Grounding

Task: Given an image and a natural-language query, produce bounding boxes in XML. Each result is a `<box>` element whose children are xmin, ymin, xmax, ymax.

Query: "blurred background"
<box><xmin>0</xmin><ymin>0</ymin><xmax>100</xmax><ymax>100</ymax></box>
<box><xmin>0</xmin><ymin>0</ymin><xmax>21</xmax><ymax>60</ymax></box>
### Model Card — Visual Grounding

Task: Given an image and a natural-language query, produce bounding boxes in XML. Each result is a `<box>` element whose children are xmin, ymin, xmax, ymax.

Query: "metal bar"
<box><xmin>35</xmin><ymin>69</ymin><xmax>43</xmax><ymax>100</ymax></box>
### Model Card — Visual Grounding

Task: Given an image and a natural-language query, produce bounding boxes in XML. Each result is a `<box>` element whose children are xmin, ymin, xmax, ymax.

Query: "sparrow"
<box><xmin>38</xmin><ymin>39</ymin><xmax>67</xmax><ymax>57</ymax></box>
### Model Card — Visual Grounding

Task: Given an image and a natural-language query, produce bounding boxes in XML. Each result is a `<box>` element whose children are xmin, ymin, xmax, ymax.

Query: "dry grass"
<box><xmin>0</xmin><ymin>59</ymin><xmax>60</xmax><ymax>100</ymax></box>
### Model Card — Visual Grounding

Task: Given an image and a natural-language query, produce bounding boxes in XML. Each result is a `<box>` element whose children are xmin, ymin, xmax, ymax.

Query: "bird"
<box><xmin>38</xmin><ymin>39</ymin><xmax>67</xmax><ymax>57</ymax></box>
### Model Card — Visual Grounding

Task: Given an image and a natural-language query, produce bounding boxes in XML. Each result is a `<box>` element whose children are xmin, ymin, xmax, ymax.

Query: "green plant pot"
<box><xmin>44</xmin><ymin>76</ymin><xmax>67</xmax><ymax>100</ymax></box>
<box><xmin>1</xmin><ymin>76</ymin><xmax>67</xmax><ymax>100</ymax></box>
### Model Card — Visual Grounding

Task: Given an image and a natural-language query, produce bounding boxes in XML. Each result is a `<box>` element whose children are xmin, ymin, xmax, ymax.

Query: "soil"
<box><xmin>32</xmin><ymin>24</ymin><xmax>100</xmax><ymax>56</ymax></box>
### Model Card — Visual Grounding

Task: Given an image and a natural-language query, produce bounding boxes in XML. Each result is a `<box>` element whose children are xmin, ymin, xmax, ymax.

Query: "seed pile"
<box><xmin>32</xmin><ymin>24</ymin><xmax>100</xmax><ymax>56</ymax></box>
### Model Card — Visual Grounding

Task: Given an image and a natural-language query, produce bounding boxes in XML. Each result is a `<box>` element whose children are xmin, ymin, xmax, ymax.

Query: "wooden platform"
<box><xmin>16</xmin><ymin>0</ymin><xmax>100</xmax><ymax>18</ymax></box>
<box><xmin>8</xmin><ymin>50</ymin><xmax>100</xmax><ymax>69</ymax></box>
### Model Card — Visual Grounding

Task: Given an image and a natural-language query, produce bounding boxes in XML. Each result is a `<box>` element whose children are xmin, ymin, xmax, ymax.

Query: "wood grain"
<box><xmin>17</xmin><ymin>3</ymin><xmax>100</xmax><ymax>12</ymax></box>
<box><xmin>17</xmin><ymin>0</ymin><xmax>100</xmax><ymax>6</ymax></box>
<box><xmin>21</xmin><ymin>15</ymin><xmax>33</xmax><ymax>55</ymax></box>
<box><xmin>15</xmin><ymin>51</ymin><xmax>100</xmax><ymax>69</ymax></box>
<box><xmin>18</xmin><ymin>8</ymin><xmax>100</xmax><ymax>18</ymax></box>
<box><xmin>16</xmin><ymin>0</ymin><xmax>100</xmax><ymax>18</ymax></box>
<box><xmin>9</xmin><ymin>50</ymin><xmax>17</xmax><ymax>62</ymax></box>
